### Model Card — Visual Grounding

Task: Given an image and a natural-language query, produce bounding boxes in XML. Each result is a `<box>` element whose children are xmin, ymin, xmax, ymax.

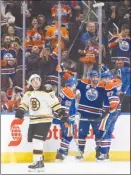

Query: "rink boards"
<box><xmin>1</xmin><ymin>114</ymin><xmax>130</xmax><ymax>163</ymax></box>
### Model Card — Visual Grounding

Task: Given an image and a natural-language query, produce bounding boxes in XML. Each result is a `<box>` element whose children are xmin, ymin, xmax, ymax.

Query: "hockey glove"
<box><xmin>54</xmin><ymin>108</ymin><xmax>69</xmax><ymax>123</ymax></box>
<box><xmin>15</xmin><ymin>108</ymin><xmax>25</xmax><ymax>119</ymax></box>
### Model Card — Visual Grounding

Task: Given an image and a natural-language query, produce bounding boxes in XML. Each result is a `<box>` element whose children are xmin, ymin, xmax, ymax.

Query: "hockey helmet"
<box><xmin>101</xmin><ymin>71</ymin><xmax>113</xmax><ymax>79</ymax></box>
<box><xmin>28</xmin><ymin>74</ymin><xmax>41</xmax><ymax>85</ymax></box>
<box><xmin>90</xmin><ymin>70</ymin><xmax>99</xmax><ymax>78</ymax></box>
<box><xmin>65</xmin><ymin>77</ymin><xmax>77</xmax><ymax>87</ymax></box>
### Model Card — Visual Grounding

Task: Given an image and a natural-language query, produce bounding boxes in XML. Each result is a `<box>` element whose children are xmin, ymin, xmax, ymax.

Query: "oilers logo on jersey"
<box><xmin>86</xmin><ymin>88</ymin><xmax>98</xmax><ymax>101</ymax></box>
<box><xmin>119</xmin><ymin>40</ymin><xmax>129</xmax><ymax>51</ymax></box>
<box><xmin>32</xmin><ymin>33</ymin><xmax>42</xmax><ymax>41</ymax></box>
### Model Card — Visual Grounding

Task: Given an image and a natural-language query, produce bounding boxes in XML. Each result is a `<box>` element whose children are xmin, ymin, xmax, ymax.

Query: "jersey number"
<box><xmin>107</xmin><ymin>91</ymin><xmax>113</xmax><ymax>97</ymax></box>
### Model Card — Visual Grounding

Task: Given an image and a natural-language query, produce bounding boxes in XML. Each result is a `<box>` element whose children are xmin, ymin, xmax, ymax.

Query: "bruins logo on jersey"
<box><xmin>30</xmin><ymin>98</ymin><xmax>40</xmax><ymax>111</ymax></box>
<box><xmin>86</xmin><ymin>88</ymin><xmax>98</xmax><ymax>101</ymax></box>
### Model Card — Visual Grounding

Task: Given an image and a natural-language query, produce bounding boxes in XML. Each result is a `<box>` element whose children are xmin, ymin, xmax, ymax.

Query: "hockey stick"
<box><xmin>96</xmin><ymin>85</ymin><xmax>130</xmax><ymax>151</ymax></box>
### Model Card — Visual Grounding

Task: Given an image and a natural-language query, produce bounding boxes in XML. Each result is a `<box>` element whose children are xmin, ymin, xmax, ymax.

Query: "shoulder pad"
<box><xmin>105</xmin><ymin>78</ymin><xmax>122</xmax><ymax>90</ymax></box>
<box><xmin>97</xmin><ymin>81</ymin><xmax>105</xmax><ymax>88</ymax></box>
<box><xmin>81</xmin><ymin>79</ymin><xmax>90</xmax><ymax>84</ymax></box>
<box><xmin>43</xmin><ymin>84</ymin><xmax>53</xmax><ymax>93</ymax></box>
<box><xmin>62</xmin><ymin>87</ymin><xmax>75</xmax><ymax>99</ymax></box>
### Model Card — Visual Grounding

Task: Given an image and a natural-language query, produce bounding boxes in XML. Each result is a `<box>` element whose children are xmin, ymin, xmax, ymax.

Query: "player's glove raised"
<box><xmin>15</xmin><ymin>108</ymin><xmax>25</xmax><ymax>119</ymax></box>
<box><xmin>54</xmin><ymin>108</ymin><xmax>69</xmax><ymax>123</ymax></box>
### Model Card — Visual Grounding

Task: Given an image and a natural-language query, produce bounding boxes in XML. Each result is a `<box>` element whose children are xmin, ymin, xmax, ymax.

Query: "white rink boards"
<box><xmin>1</xmin><ymin>113</ymin><xmax>130</xmax><ymax>162</ymax></box>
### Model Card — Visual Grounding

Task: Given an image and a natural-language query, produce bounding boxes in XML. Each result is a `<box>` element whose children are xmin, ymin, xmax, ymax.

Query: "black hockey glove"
<box><xmin>15</xmin><ymin>108</ymin><xmax>25</xmax><ymax>119</ymax></box>
<box><xmin>54</xmin><ymin>108</ymin><xmax>69</xmax><ymax>123</ymax></box>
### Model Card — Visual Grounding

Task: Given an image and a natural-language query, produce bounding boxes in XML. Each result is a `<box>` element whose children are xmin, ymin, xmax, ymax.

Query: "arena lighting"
<box><xmin>93</xmin><ymin>2</ymin><xmax>105</xmax><ymax>8</ymax></box>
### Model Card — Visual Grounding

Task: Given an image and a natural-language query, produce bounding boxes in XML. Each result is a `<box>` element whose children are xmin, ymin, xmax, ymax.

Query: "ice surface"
<box><xmin>1</xmin><ymin>157</ymin><xmax>130</xmax><ymax>174</ymax></box>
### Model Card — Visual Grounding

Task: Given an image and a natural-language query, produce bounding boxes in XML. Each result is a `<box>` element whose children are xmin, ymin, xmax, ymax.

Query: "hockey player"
<box><xmin>96</xmin><ymin>71</ymin><xmax>122</xmax><ymax>161</ymax></box>
<box><xmin>76</xmin><ymin>70</ymin><xmax>106</xmax><ymax>159</ymax></box>
<box><xmin>15</xmin><ymin>74</ymin><xmax>68</xmax><ymax>172</ymax></box>
<box><xmin>53</xmin><ymin>76</ymin><xmax>78</xmax><ymax>161</ymax></box>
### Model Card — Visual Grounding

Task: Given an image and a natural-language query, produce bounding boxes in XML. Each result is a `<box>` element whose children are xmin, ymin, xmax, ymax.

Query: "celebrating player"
<box><xmin>15</xmin><ymin>74</ymin><xmax>68</xmax><ymax>172</ymax></box>
<box><xmin>76</xmin><ymin>70</ymin><xmax>106</xmax><ymax>160</ymax></box>
<box><xmin>96</xmin><ymin>71</ymin><xmax>122</xmax><ymax>161</ymax></box>
<box><xmin>53</xmin><ymin>76</ymin><xmax>78</xmax><ymax>161</ymax></box>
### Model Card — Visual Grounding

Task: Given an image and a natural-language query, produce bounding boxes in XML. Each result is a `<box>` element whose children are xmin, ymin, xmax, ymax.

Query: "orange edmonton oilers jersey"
<box><xmin>80</xmin><ymin>46</ymin><xmax>98</xmax><ymax>64</ymax></box>
<box><xmin>25</xmin><ymin>28</ymin><xmax>45</xmax><ymax>48</ymax></box>
<box><xmin>45</xmin><ymin>25</ymin><xmax>68</xmax><ymax>49</ymax></box>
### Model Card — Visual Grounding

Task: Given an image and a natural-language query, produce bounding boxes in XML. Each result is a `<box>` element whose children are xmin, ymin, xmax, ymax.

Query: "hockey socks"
<box><xmin>77</xmin><ymin>138</ymin><xmax>86</xmax><ymax>152</ymax></box>
<box><xmin>28</xmin><ymin>139</ymin><xmax>44</xmax><ymax>172</ymax></box>
<box><xmin>59</xmin><ymin>138</ymin><xmax>71</xmax><ymax>155</ymax></box>
<box><xmin>32</xmin><ymin>138</ymin><xmax>44</xmax><ymax>162</ymax></box>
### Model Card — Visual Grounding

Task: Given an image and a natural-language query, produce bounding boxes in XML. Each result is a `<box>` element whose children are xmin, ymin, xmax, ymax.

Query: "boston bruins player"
<box><xmin>15</xmin><ymin>74</ymin><xmax>68</xmax><ymax>172</ymax></box>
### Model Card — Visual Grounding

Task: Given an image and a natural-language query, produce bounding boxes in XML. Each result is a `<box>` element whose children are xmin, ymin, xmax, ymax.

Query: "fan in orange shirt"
<box><xmin>45</xmin><ymin>19</ymin><xmax>69</xmax><ymax>49</ymax></box>
<box><xmin>78</xmin><ymin>38</ymin><xmax>99</xmax><ymax>64</ymax></box>
<box><xmin>25</xmin><ymin>18</ymin><xmax>45</xmax><ymax>49</ymax></box>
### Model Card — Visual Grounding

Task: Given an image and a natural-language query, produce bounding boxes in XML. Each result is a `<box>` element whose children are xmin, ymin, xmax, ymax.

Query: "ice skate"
<box><xmin>28</xmin><ymin>159</ymin><xmax>44</xmax><ymax>172</ymax></box>
<box><xmin>95</xmin><ymin>149</ymin><xmax>100</xmax><ymax>160</ymax></box>
<box><xmin>55</xmin><ymin>150</ymin><xmax>66</xmax><ymax>162</ymax></box>
<box><xmin>75</xmin><ymin>150</ymin><xmax>84</xmax><ymax>160</ymax></box>
<box><xmin>96</xmin><ymin>153</ymin><xmax>109</xmax><ymax>162</ymax></box>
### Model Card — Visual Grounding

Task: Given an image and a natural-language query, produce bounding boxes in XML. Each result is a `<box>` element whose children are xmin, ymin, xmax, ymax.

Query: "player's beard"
<box><xmin>92</xmin><ymin>80</ymin><xmax>99</xmax><ymax>85</ymax></box>
<box><xmin>4</xmin><ymin>42</ymin><xmax>11</xmax><ymax>48</ymax></box>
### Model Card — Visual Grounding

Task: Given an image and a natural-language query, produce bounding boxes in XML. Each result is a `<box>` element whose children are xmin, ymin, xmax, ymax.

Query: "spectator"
<box><xmin>10</xmin><ymin>38</ymin><xmax>21</xmax><ymax>52</ymax></box>
<box><xmin>38</xmin><ymin>46</ymin><xmax>59</xmax><ymax>93</ymax></box>
<box><xmin>1</xmin><ymin>74</ymin><xmax>13</xmax><ymax>94</ymax></box>
<box><xmin>61</xmin><ymin>48</ymin><xmax>68</xmax><ymax>61</ymax></box>
<box><xmin>117</xmin><ymin>0</ymin><xmax>130</xmax><ymax>28</ymax></box>
<box><xmin>1</xmin><ymin>35</ymin><xmax>17</xmax><ymax>69</ymax></box>
<box><xmin>66</xmin><ymin>0</ymin><xmax>83</xmax><ymax>21</ymax></box>
<box><xmin>39</xmin><ymin>46</ymin><xmax>57</xmax><ymax>79</ymax></box>
<box><xmin>45</xmin><ymin>19</ymin><xmax>69</xmax><ymax>50</ymax></box>
<box><xmin>108</xmin><ymin>24</ymin><xmax>130</xmax><ymax>67</ymax></box>
<box><xmin>78</xmin><ymin>38</ymin><xmax>98</xmax><ymax>79</ymax></box>
<box><xmin>3</xmin><ymin>3</ymin><xmax>15</xmax><ymax>26</ymax></box>
<box><xmin>6</xmin><ymin>25</ymin><xmax>21</xmax><ymax>42</ymax></box>
<box><xmin>79</xmin><ymin>37</ymin><xmax>106</xmax><ymax>63</ymax></box>
<box><xmin>115</xmin><ymin>59</ymin><xmax>125</xmax><ymax>69</ymax></box>
<box><xmin>30</xmin><ymin>0</ymin><xmax>52</xmax><ymax>24</ymax></box>
<box><xmin>10</xmin><ymin>1</ymin><xmax>32</xmax><ymax>32</ymax></box>
<box><xmin>25</xmin><ymin>18</ymin><xmax>45</xmax><ymax>49</ymax></box>
<box><xmin>26</xmin><ymin>45</ymin><xmax>41</xmax><ymax>79</ymax></box>
<box><xmin>1</xmin><ymin>2</ymin><xmax>15</xmax><ymax>38</ymax></box>
<box><xmin>51</xmin><ymin>1</ymin><xmax>72</xmax><ymax>28</ymax></box>
<box><xmin>107</xmin><ymin>0</ymin><xmax>130</xmax><ymax>30</ymax></box>
<box><xmin>111</xmin><ymin>59</ymin><xmax>130</xmax><ymax>94</ymax></box>
<box><xmin>7</xmin><ymin>87</ymin><xmax>22</xmax><ymax>112</ymax></box>
<box><xmin>111</xmin><ymin>59</ymin><xmax>125</xmax><ymax>79</ymax></box>
<box><xmin>80</xmin><ymin>22</ymin><xmax>97</xmax><ymax>49</ymax></box>
<box><xmin>68</xmin><ymin>13</ymin><xmax>86</xmax><ymax>61</ymax></box>
<box><xmin>37</xmin><ymin>14</ymin><xmax>48</xmax><ymax>36</ymax></box>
